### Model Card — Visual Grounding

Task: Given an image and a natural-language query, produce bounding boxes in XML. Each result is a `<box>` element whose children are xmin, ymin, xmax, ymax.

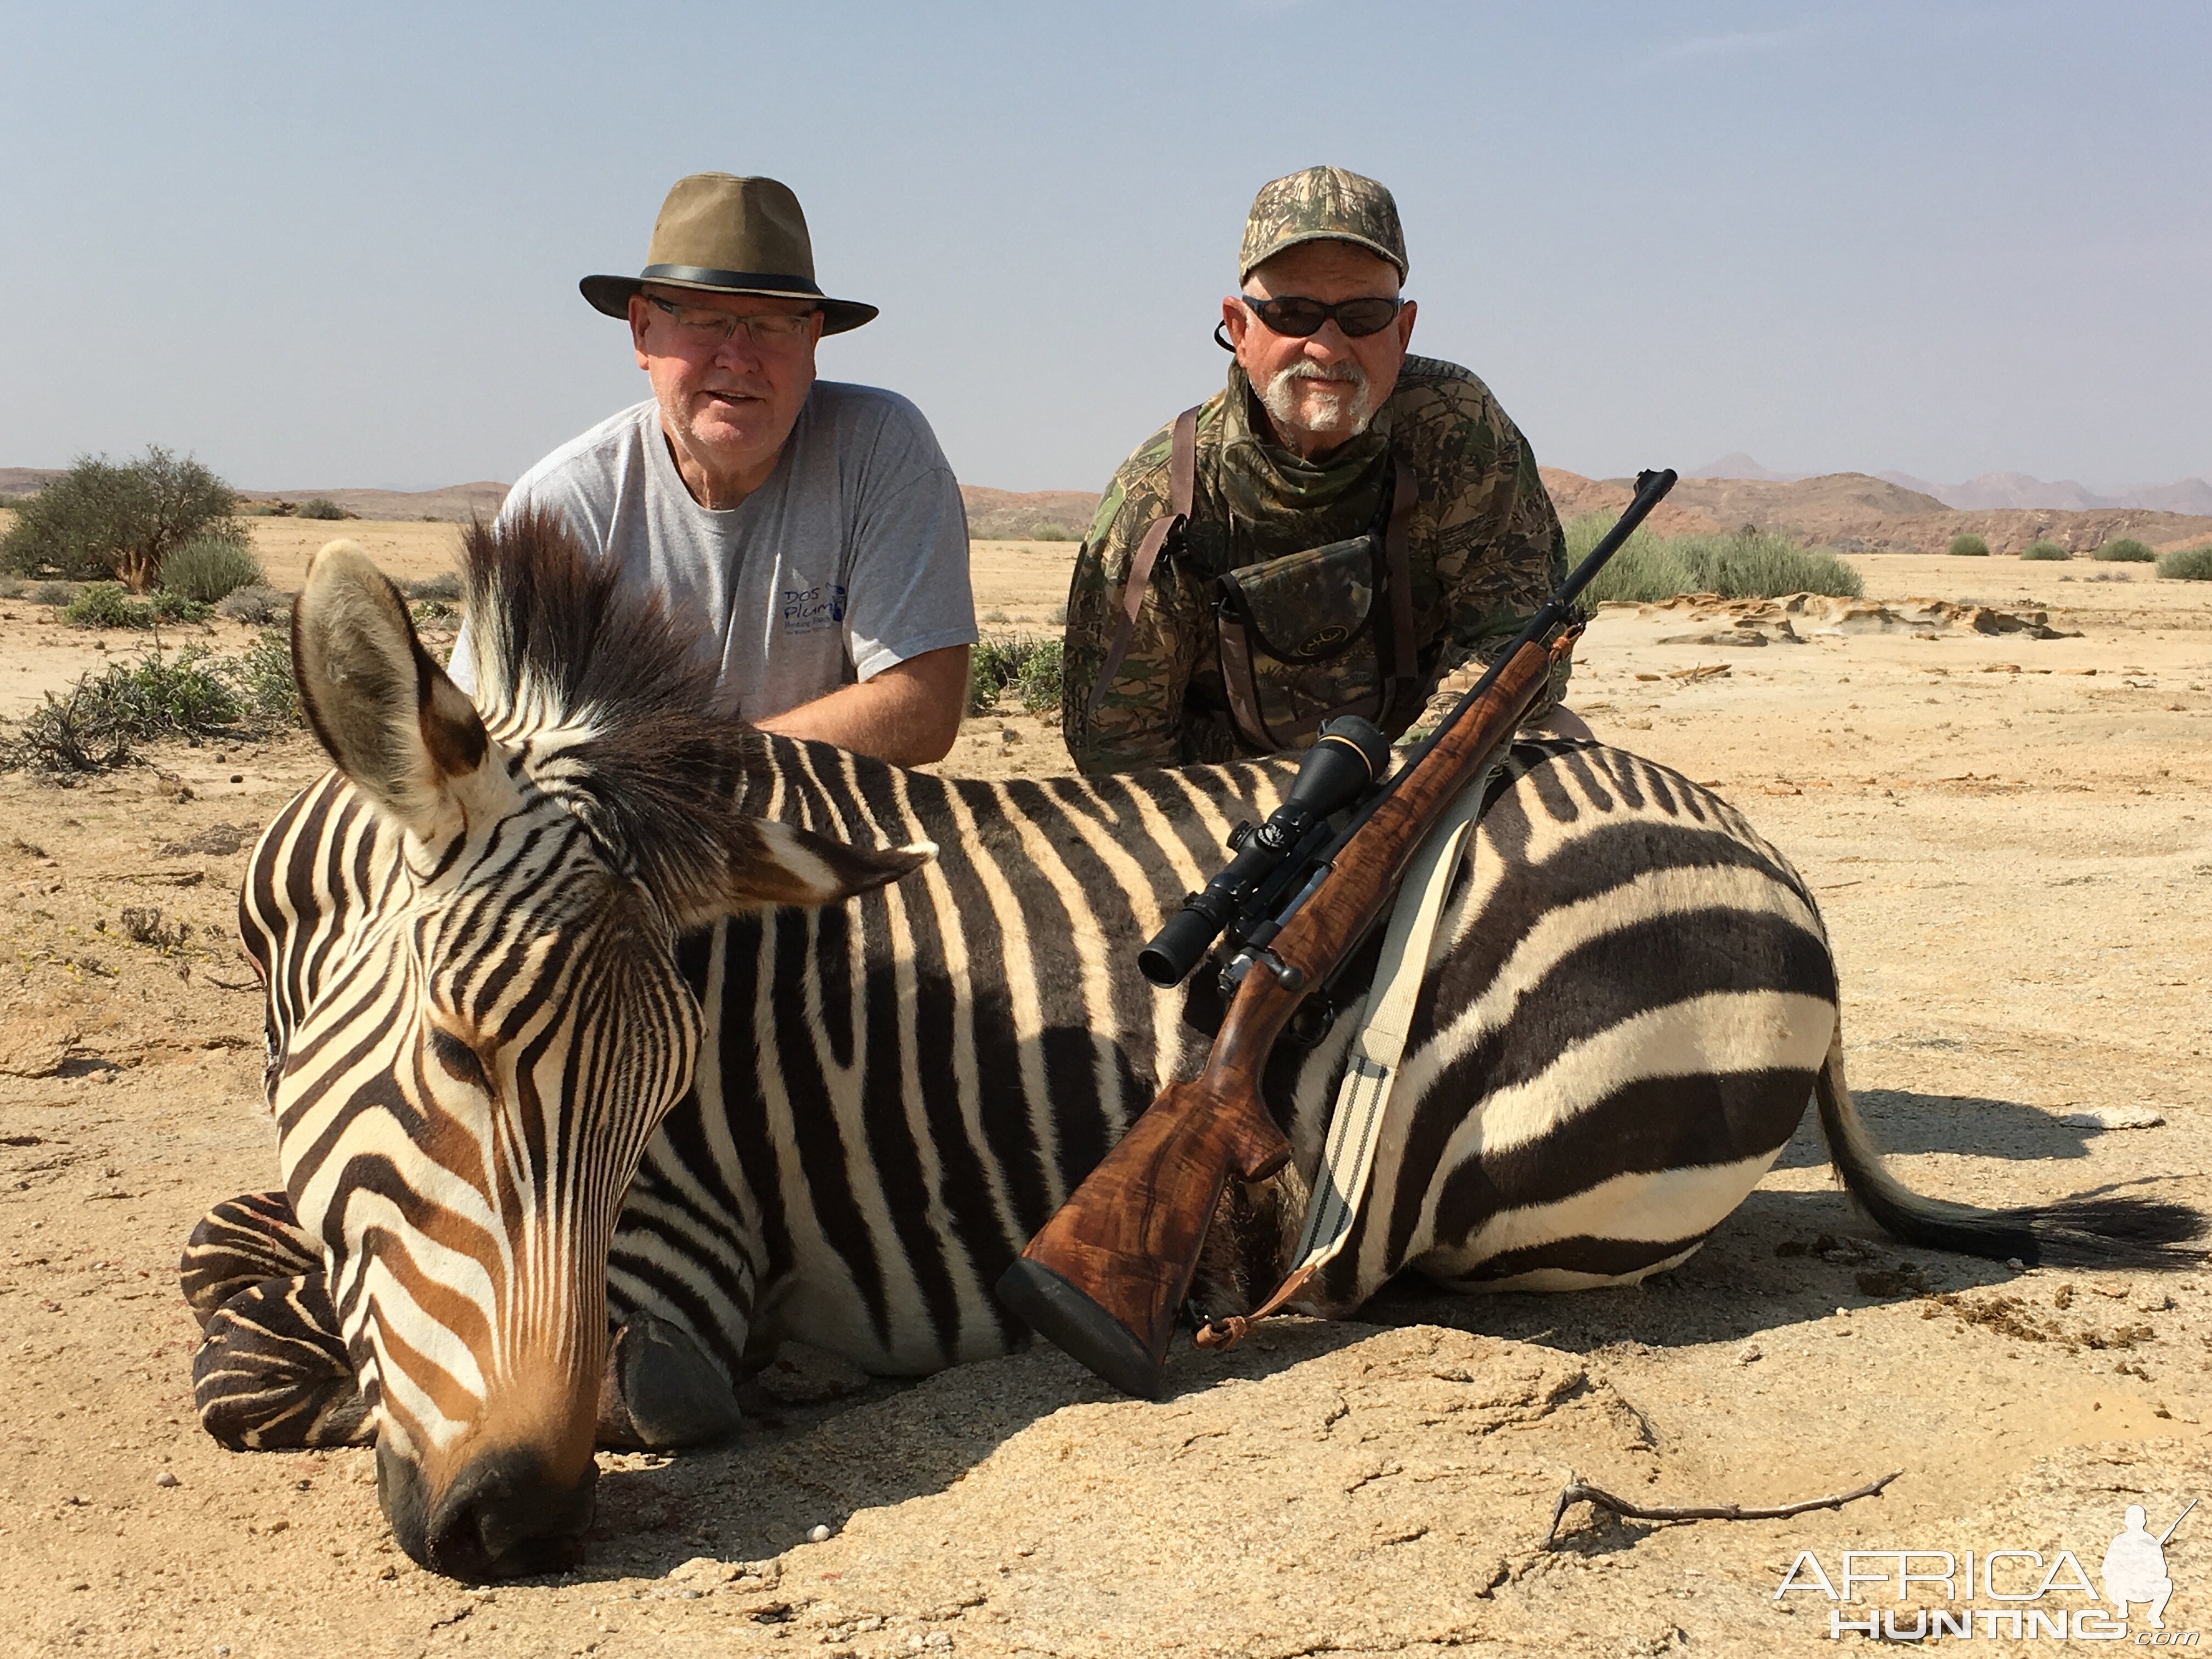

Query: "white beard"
<box><xmin>1258</xmin><ymin>357</ymin><xmax>1378</xmax><ymax>445</ymax></box>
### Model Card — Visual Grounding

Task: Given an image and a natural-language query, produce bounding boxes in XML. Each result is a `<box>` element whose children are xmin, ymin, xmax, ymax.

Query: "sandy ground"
<box><xmin>3</xmin><ymin>544</ymin><xmax>2210</xmax><ymax>1657</ymax></box>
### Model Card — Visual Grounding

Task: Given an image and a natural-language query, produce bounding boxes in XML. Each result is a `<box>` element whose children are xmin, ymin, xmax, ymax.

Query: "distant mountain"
<box><xmin>1876</xmin><ymin>469</ymin><xmax>2212</xmax><ymax>514</ymax></box>
<box><xmin>1687</xmin><ymin>452</ymin><xmax>1806</xmax><ymax>482</ymax></box>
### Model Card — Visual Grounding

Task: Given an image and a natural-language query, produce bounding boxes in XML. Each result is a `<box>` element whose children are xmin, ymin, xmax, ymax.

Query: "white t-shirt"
<box><xmin>449</xmin><ymin>385</ymin><xmax>975</xmax><ymax>722</ymax></box>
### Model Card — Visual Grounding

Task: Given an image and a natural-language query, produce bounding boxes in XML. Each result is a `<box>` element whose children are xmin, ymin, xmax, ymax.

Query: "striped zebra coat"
<box><xmin>181</xmin><ymin>516</ymin><xmax>2190</xmax><ymax>1578</ymax></box>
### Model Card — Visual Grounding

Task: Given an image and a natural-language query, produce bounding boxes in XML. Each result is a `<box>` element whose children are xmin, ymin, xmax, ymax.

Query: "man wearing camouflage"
<box><xmin>1062</xmin><ymin>165</ymin><xmax>1585</xmax><ymax>774</ymax></box>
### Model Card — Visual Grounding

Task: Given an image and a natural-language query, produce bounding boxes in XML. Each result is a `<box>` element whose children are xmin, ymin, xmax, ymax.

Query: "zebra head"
<box><xmin>274</xmin><ymin>518</ymin><xmax>930</xmax><ymax>1578</ymax></box>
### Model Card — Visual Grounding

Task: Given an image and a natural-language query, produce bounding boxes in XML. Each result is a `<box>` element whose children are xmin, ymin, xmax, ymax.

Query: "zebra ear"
<box><xmin>680</xmin><ymin>818</ymin><xmax>935</xmax><ymax>925</ymax></box>
<box><xmin>292</xmin><ymin>539</ymin><xmax>494</xmax><ymax>839</ymax></box>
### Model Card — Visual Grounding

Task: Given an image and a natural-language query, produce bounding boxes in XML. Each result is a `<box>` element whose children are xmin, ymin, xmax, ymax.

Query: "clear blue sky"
<box><xmin>4</xmin><ymin>2</ymin><xmax>2206</xmax><ymax>493</ymax></box>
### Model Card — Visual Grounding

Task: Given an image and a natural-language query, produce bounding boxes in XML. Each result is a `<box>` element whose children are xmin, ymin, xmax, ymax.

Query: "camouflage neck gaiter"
<box><xmin>1216</xmin><ymin>362</ymin><xmax>1395</xmax><ymax>527</ymax></box>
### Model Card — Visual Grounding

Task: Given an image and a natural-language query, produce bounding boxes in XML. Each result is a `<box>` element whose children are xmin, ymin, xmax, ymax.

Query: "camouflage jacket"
<box><xmin>1060</xmin><ymin>356</ymin><xmax>1570</xmax><ymax>774</ymax></box>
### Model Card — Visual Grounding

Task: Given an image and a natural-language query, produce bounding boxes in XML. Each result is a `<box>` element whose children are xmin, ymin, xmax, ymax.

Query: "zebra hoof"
<box><xmin>597</xmin><ymin>1316</ymin><xmax>742</xmax><ymax>1450</ymax></box>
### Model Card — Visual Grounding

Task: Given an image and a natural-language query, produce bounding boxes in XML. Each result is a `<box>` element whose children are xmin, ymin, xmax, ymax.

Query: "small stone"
<box><xmin>1736</xmin><ymin>1344</ymin><xmax>1762</xmax><ymax>1365</ymax></box>
<box><xmin>154</xmin><ymin>1470</ymin><xmax>179</xmax><ymax>1487</ymax></box>
<box><xmin>2136</xmin><ymin>1289</ymin><xmax>2176</xmax><ymax>1313</ymax></box>
<box><xmin>809</xmin><ymin>1524</ymin><xmax>833</xmax><ymax>1544</ymax></box>
<box><xmin>2059</xmin><ymin>1106</ymin><xmax>2165</xmax><ymax>1131</ymax></box>
<box><xmin>229</xmin><ymin>774</ymin><xmax>244</xmax><ymax>785</ymax></box>
<box><xmin>2006</xmin><ymin>1258</ymin><xmax>2026</xmax><ymax>1271</ymax></box>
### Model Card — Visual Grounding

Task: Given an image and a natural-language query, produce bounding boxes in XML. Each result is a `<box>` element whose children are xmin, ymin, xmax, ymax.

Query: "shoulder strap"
<box><xmin>1379</xmin><ymin>452</ymin><xmax>1421</xmax><ymax>724</ymax></box>
<box><xmin>1086</xmin><ymin>406</ymin><xmax>1199</xmax><ymax>718</ymax></box>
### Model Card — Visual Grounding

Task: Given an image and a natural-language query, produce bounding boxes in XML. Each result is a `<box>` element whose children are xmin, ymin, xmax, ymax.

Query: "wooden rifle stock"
<box><xmin>996</xmin><ymin>634</ymin><xmax>1569</xmax><ymax>1398</ymax></box>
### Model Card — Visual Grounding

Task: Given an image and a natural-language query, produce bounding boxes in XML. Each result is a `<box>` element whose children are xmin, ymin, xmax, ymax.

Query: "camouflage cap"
<box><xmin>1238</xmin><ymin>166</ymin><xmax>1407</xmax><ymax>285</ymax></box>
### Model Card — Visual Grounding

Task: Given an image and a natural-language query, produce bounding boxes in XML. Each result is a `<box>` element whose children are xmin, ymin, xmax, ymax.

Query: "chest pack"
<box><xmin>1086</xmin><ymin>406</ymin><xmax>1423</xmax><ymax>753</ymax></box>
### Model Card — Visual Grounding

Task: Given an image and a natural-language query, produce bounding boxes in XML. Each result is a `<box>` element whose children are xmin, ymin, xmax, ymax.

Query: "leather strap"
<box><xmin>1380</xmin><ymin>454</ymin><xmax>1421</xmax><ymax>725</ymax></box>
<box><xmin>1086</xmin><ymin>405</ymin><xmax>1199</xmax><ymax>718</ymax></box>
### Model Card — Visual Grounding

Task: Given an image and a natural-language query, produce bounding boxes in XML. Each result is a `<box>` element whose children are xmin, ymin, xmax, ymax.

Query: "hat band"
<box><xmin>640</xmin><ymin>263</ymin><xmax>826</xmax><ymax>297</ymax></box>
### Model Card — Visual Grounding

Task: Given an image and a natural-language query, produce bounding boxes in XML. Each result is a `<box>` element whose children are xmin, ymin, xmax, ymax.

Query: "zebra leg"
<box><xmin>180</xmin><ymin>1189</ymin><xmax>322</xmax><ymax>1331</ymax></box>
<box><xmin>193</xmin><ymin>1273</ymin><xmax>373</xmax><ymax>1449</ymax></box>
<box><xmin>596</xmin><ymin>1314</ymin><xmax>744</xmax><ymax>1450</ymax></box>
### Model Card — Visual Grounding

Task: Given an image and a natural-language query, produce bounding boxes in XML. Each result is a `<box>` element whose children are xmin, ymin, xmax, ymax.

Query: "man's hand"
<box><xmin>754</xmin><ymin>644</ymin><xmax>970</xmax><ymax>767</ymax></box>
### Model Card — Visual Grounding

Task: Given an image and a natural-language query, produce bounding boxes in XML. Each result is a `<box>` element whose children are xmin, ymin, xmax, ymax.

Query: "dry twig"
<box><xmin>1545</xmin><ymin>1468</ymin><xmax>1901</xmax><ymax>1546</ymax></box>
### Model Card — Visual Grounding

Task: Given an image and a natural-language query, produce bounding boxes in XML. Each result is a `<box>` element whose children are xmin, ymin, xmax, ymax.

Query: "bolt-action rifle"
<box><xmin>997</xmin><ymin>469</ymin><xmax>1680</xmax><ymax>1398</ymax></box>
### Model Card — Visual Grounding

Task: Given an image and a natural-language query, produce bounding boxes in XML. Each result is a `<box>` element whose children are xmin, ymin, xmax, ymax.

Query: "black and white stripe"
<box><xmin>182</xmin><ymin>513</ymin><xmax>2198</xmax><ymax>1575</ymax></box>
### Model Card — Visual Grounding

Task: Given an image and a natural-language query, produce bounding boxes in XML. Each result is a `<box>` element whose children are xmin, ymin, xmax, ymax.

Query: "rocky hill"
<box><xmin>1542</xmin><ymin>468</ymin><xmax>2212</xmax><ymax>555</ymax></box>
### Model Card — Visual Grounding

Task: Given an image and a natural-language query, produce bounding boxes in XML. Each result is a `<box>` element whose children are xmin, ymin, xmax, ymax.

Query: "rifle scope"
<box><xmin>1137</xmin><ymin>715</ymin><xmax>1391</xmax><ymax>989</ymax></box>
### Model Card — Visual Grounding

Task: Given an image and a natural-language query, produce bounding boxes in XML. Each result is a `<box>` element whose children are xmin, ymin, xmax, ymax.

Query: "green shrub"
<box><xmin>297</xmin><ymin>497</ymin><xmax>351</xmax><ymax>521</ymax></box>
<box><xmin>1566</xmin><ymin>519</ymin><xmax>1863</xmax><ymax>602</ymax></box>
<box><xmin>64</xmin><ymin>582</ymin><xmax>148</xmax><ymax>629</ymax></box>
<box><xmin>404</xmin><ymin>572</ymin><xmax>462</xmax><ymax>602</ymax></box>
<box><xmin>968</xmin><ymin>636</ymin><xmax>1063</xmax><ymax>715</ymax></box>
<box><xmin>1946</xmin><ymin>533</ymin><xmax>1990</xmax><ymax>557</ymax></box>
<box><xmin>0</xmin><ymin>447</ymin><xmax>246</xmax><ymax>589</ymax></box>
<box><xmin>2</xmin><ymin>633</ymin><xmax>302</xmax><ymax>774</ymax></box>
<box><xmin>2021</xmin><ymin>540</ymin><xmax>2071</xmax><ymax>561</ymax></box>
<box><xmin>230</xmin><ymin>628</ymin><xmax>302</xmax><ymax>726</ymax></box>
<box><xmin>2158</xmin><ymin>545</ymin><xmax>2212</xmax><ymax>581</ymax></box>
<box><xmin>2094</xmin><ymin>537</ymin><xmax>2155</xmax><ymax>563</ymax></box>
<box><xmin>160</xmin><ymin>536</ymin><xmax>266</xmax><ymax>603</ymax></box>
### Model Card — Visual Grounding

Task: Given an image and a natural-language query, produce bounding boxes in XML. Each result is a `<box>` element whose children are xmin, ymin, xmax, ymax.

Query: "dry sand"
<box><xmin>3</xmin><ymin>543</ymin><xmax>2210</xmax><ymax>1657</ymax></box>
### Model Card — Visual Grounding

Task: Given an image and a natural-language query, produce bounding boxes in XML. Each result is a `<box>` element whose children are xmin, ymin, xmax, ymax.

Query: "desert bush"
<box><xmin>230</xmin><ymin>628</ymin><xmax>303</xmax><ymax>726</ymax></box>
<box><xmin>160</xmin><ymin>537</ymin><xmax>266</xmax><ymax>603</ymax></box>
<box><xmin>297</xmin><ymin>497</ymin><xmax>351</xmax><ymax>520</ymax></box>
<box><xmin>0</xmin><ymin>447</ymin><xmax>246</xmax><ymax>589</ymax></box>
<box><xmin>0</xmin><ymin>577</ymin><xmax>21</xmax><ymax>600</ymax></box>
<box><xmin>1946</xmin><ymin>533</ymin><xmax>1990</xmax><ymax>557</ymax></box>
<box><xmin>217</xmin><ymin>584</ymin><xmax>287</xmax><ymax>623</ymax></box>
<box><xmin>32</xmin><ymin>580</ymin><xmax>71</xmax><ymax>606</ymax></box>
<box><xmin>968</xmin><ymin>636</ymin><xmax>1063</xmax><ymax>716</ymax></box>
<box><xmin>2093</xmin><ymin>537</ymin><xmax>2155</xmax><ymax>563</ymax></box>
<box><xmin>404</xmin><ymin>572</ymin><xmax>462</xmax><ymax>602</ymax></box>
<box><xmin>64</xmin><ymin>582</ymin><xmax>148</xmax><ymax>629</ymax></box>
<box><xmin>410</xmin><ymin>600</ymin><xmax>457</xmax><ymax>625</ymax></box>
<box><xmin>2</xmin><ymin>633</ymin><xmax>303</xmax><ymax>774</ymax></box>
<box><xmin>2158</xmin><ymin>545</ymin><xmax>2212</xmax><ymax>581</ymax></box>
<box><xmin>60</xmin><ymin>583</ymin><xmax>209</xmax><ymax>628</ymax></box>
<box><xmin>2021</xmin><ymin>540</ymin><xmax>2071</xmax><ymax>561</ymax></box>
<box><xmin>1567</xmin><ymin>519</ymin><xmax>1863</xmax><ymax>602</ymax></box>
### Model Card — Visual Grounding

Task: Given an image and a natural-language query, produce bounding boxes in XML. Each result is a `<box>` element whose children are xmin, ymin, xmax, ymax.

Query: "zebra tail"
<box><xmin>1813</xmin><ymin>1028</ymin><xmax>2205</xmax><ymax>1268</ymax></box>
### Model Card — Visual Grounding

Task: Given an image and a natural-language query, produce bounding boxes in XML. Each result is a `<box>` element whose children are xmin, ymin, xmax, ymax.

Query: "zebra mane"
<box><xmin>456</xmin><ymin>508</ymin><xmax>768</xmax><ymax>907</ymax></box>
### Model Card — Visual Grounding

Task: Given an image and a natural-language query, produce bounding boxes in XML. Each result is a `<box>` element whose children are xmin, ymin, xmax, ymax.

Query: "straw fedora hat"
<box><xmin>579</xmin><ymin>173</ymin><xmax>877</xmax><ymax>336</ymax></box>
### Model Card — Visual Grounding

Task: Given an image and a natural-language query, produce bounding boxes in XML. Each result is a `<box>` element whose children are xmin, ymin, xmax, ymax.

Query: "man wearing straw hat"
<box><xmin>451</xmin><ymin>173</ymin><xmax>975</xmax><ymax>766</ymax></box>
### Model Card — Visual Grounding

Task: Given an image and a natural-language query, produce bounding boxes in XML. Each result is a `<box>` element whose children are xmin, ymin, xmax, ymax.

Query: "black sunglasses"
<box><xmin>1243</xmin><ymin>294</ymin><xmax>1405</xmax><ymax>339</ymax></box>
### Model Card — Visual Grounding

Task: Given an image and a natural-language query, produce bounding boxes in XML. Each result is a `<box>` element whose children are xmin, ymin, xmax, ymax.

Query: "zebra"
<box><xmin>180</xmin><ymin>511</ymin><xmax>2196</xmax><ymax>1581</ymax></box>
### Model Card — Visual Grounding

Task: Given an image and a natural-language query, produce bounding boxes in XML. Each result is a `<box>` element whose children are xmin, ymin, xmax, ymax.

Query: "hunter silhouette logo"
<box><xmin>2106</xmin><ymin>1502</ymin><xmax>2192</xmax><ymax>1630</ymax></box>
<box><xmin>1775</xmin><ymin>1499</ymin><xmax>2197</xmax><ymax>1641</ymax></box>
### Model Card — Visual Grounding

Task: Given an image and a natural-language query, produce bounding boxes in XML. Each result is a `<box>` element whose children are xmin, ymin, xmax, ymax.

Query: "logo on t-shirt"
<box><xmin>782</xmin><ymin>584</ymin><xmax>848</xmax><ymax>635</ymax></box>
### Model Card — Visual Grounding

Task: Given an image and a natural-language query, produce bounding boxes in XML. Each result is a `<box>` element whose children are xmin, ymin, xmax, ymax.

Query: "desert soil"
<box><xmin>3</xmin><ymin>533</ymin><xmax>2210</xmax><ymax>1658</ymax></box>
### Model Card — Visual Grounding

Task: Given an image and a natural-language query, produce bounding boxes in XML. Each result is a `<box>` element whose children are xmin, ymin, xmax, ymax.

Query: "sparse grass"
<box><xmin>2158</xmin><ymin>545</ymin><xmax>2212</xmax><ymax>581</ymax></box>
<box><xmin>1047</xmin><ymin>602</ymin><xmax>1068</xmax><ymax>626</ymax></box>
<box><xmin>2094</xmin><ymin>537</ymin><xmax>2155</xmax><ymax>563</ymax></box>
<box><xmin>160</xmin><ymin>537</ymin><xmax>266</xmax><ymax>603</ymax></box>
<box><xmin>968</xmin><ymin>636</ymin><xmax>1063</xmax><ymax>716</ymax></box>
<box><xmin>297</xmin><ymin>497</ymin><xmax>352</xmax><ymax>521</ymax></box>
<box><xmin>1567</xmin><ymin>518</ymin><xmax>1863</xmax><ymax>602</ymax></box>
<box><xmin>2</xmin><ymin>632</ymin><xmax>303</xmax><ymax>775</ymax></box>
<box><xmin>0</xmin><ymin>576</ymin><xmax>22</xmax><ymax>600</ymax></box>
<box><xmin>980</xmin><ymin>608</ymin><xmax>1011</xmax><ymax>624</ymax></box>
<box><xmin>404</xmin><ymin>572</ymin><xmax>461</xmax><ymax>602</ymax></box>
<box><xmin>410</xmin><ymin>600</ymin><xmax>456</xmax><ymax>625</ymax></box>
<box><xmin>1946</xmin><ymin>533</ymin><xmax>1990</xmax><ymax>557</ymax></box>
<box><xmin>2021</xmin><ymin>540</ymin><xmax>2072</xmax><ymax>561</ymax></box>
<box><xmin>32</xmin><ymin>580</ymin><xmax>70</xmax><ymax>606</ymax></box>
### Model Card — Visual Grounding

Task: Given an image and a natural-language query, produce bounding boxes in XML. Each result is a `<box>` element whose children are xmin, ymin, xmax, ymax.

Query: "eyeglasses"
<box><xmin>642</xmin><ymin>292</ymin><xmax>817</xmax><ymax>349</ymax></box>
<box><xmin>1242</xmin><ymin>294</ymin><xmax>1405</xmax><ymax>340</ymax></box>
